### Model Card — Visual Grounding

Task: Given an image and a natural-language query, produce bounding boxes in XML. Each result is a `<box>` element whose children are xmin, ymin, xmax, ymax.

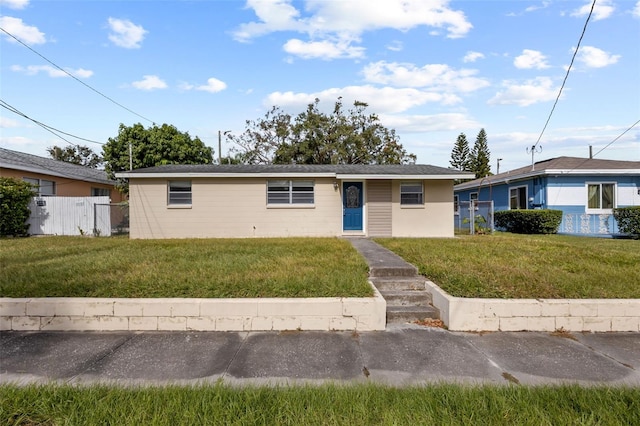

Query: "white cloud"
<box><xmin>283</xmin><ymin>38</ymin><xmax>365</xmax><ymax>59</ymax></box>
<box><xmin>386</xmin><ymin>40</ymin><xmax>403</xmax><ymax>52</ymax></box>
<box><xmin>488</xmin><ymin>77</ymin><xmax>560</xmax><ymax>106</ymax></box>
<box><xmin>463</xmin><ymin>51</ymin><xmax>484</xmax><ymax>63</ymax></box>
<box><xmin>379</xmin><ymin>113</ymin><xmax>481</xmax><ymax>133</ymax></box>
<box><xmin>196</xmin><ymin>77</ymin><xmax>227</xmax><ymax>93</ymax></box>
<box><xmin>0</xmin><ymin>116</ymin><xmax>19</xmax><ymax>128</ymax></box>
<box><xmin>107</xmin><ymin>17</ymin><xmax>147</xmax><ymax>49</ymax></box>
<box><xmin>514</xmin><ymin>49</ymin><xmax>550</xmax><ymax>69</ymax></box>
<box><xmin>634</xmin><ymin>1</ymin><xmax>640</xmax><ymax>18</ymax></box>
<box><xmin>0</xmin><ymin>16</ymin><xmax>45</xmax><ymax>45</ymax></box>
<box><xmin>0</xmin><ymin>136</ymin><xmax>31</xmax><ymax>145</ymax></box>
<box><xmin>576</xmin><ymin>45</ymin><xmax>620</xmax><ymax>68</ymax></box>
<box><xmin>571</xmin><ymin>0</ymin><xmax>614</xmax><ymax>21</ymax></box>
<box><xmin>234</xmin><ymin>0</ymin><xmax>472</xmax><ymax>59</ymax></box>
<box><xmin>131</xmin><ymin>75</ymin><xmax>167</xmax><ymax>90</ymax></box>
<box><xmin>362</xmin><ymin>61</ymin><xmax>490</xmax><ymax>93</ymax></box>
<box><xmin>265</xmin><ymin>85</ymin><xmax>461</xmax><ymax>115</ymax></box>
<box><xmin>0</xmin><ymin>0</ymin><xmax>29</xmax><ymax>9</ymax></box>
<box><xmin>11</xmin><ymin>64</ymin><xmax>93</xmax><ymax>78</ymax></box>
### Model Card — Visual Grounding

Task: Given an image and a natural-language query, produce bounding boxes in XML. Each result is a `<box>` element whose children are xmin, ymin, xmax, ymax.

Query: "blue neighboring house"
<box><xmin>454</xmin><ymin>156</ymin><xmax>640</xmax><ymax>236</ymax></box>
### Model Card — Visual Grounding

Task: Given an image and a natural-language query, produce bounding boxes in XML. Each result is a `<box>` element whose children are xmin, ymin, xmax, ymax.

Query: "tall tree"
<box><xmin>229</xmin><ymin>98</ymin><xmax>416</xmax><ymax>165</ymax></box>
<box><xmin>470</xmin><ymin>128</ymin><xmax>491</xmax><ymax>178</ymax></box>
<box><xmin>449</xmin><ymin>133</ymin><xmax>470</xmax><ymax>171</ymax></box>
<box><xmin>47</xmin><ymin>144</ymin><xmax>103</xmax><ymax>168</ymax></box>
<box><xmin>103</xmin><ymin>123</ymin><xmax>213</xmax><ymax>190</ymax></box>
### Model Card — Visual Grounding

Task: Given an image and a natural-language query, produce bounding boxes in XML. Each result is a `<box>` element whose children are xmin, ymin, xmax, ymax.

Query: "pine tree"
<box><xmin>450</xmin><ymin>133</ymin><xmax>471</xmax><ymax>171</ymax></box>
<box><xmin>470</xmin><ymin>128</ymin><xmax>491</xmax><ymax>178</ymax></box>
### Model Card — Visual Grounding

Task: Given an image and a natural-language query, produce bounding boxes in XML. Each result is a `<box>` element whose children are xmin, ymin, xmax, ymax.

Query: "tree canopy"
<box><xmin>470</xmin><ymin>128</ymin><xmax>491</xmax><ymax>178</ymax></box>
<box><xmin>449</xmin><ymin>133</ymin><xmax>470</xmax><ymax>171</ymax></box>
<box><xmin>103</xmin><ymin>123</ymin><xmax>213</xmax><ymax>189</ymax></box>
<box><xmin>47</xmin><ymin>144</ymin><xmax>103</xmax><ymax>168</ymax></box>
<box><xmin>228</xmin><ymin>98</ymin><xmax>416</xmax><ymax>165</ymax></box>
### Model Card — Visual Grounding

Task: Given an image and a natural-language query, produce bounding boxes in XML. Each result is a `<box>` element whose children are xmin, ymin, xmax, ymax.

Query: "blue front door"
<box><xmin>343</xmin><ymin>182</ymin><xmax>363</xmax><ymax>231</ymax></box>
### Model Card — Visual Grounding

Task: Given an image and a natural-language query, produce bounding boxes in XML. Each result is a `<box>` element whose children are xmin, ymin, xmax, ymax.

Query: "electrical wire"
<box><xmin>1</xmin><ymin>99</ymin><xmax>104</xmax><ymax>146</ymax></box>
<box><xmin>0</xmin><ymin>26</ymin><xmax>156</xmax><ymax>125</ymax></box>
<box><xmin>533</xmin><ymin>0</ymin><xmax>597</xmax><ymax>150</ymax></box>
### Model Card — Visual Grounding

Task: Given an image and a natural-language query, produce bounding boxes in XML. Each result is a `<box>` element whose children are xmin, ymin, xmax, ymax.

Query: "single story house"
<box><xmin>454</xmin><ymin>156</ymin><xmax>640</xmax><ymax>235</ymax></box>
<box><xmin>0</xmin><ymin>147</ymin><xmax>124</xmax><ymax>202</ymax></box>
<box><xmin>116</xmin><ymin>164</ymin><xmax>473</xmax><ymax>239</ymax></box>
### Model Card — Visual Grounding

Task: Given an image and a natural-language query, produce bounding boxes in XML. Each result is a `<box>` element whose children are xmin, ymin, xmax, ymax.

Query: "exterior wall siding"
<box><xmin>129</xmin><ymin>177</ymin><xmax>343</xmax><ymax>239</ymax></box>
<box><xmin>366</xmin><ymin>180</ymin><xmax>392</xmax><ymax>237</ymax></box>
<box><xmin>0</xmin><ymin>168</ymin><xmax>124</xmax><ymax>202</ymax></box>
<box><xmin>392</xmin><ymin>180</ymin><xmax>454</xmax><ymax>237</ymax></box>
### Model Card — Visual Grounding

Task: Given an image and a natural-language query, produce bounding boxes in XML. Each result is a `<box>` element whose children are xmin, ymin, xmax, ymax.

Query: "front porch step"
<box><xmin>370</xmin><ymin>277</ymin><xmax>426</xmax><ymax>291</ymax></box>
<box><xmin>386</xmin><ymin>305</ymin><xmax>440</xmax><ymax>324</ymax></box>
<box><xmin>369</xmin><ymin>265</ymin><xmax>418</xmax><ymax>278</ymax></box>
<box><xmin>379</xmin><ymin>290</ymin><xmax>432</xmax><ymax>306</ymax></box>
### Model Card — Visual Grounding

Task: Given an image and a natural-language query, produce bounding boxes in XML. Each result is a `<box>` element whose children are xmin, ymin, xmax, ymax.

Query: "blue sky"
<box><xmin>1</xmin><ymin>0</ymin><xmax>639</xmax><ymax>172</ymax></box>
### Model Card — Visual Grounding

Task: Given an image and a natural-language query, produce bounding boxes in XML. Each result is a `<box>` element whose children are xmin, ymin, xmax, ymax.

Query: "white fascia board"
<box><xmin>116</xmin><ymin>172</ymin><xmax>337</xmax><ymax>179</ymax></box>
<box><xmin>336</xmin><ymin>174</ymin><xmax>474</xmax><ymax>180</ymax></box>
<box><xmin>545</xmin><ymin>168</ymin><xmax>640</xmax><ymax>175</ymax></box>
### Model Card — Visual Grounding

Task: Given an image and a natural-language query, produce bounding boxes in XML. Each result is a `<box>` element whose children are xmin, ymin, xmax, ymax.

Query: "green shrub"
<box><xmin>0</xmin><ymin>177</ymin><xmax>35</xmax><ymax>237</ymax></box>
<box><xmin>613</xmin><ymin>206</ymin><xmax>640</xmax><ymax>237</ymax></box>
<box><xmin>494</xmin><ymin>209</ymin><xmax>562</xmax><ymax>234</ymax></box>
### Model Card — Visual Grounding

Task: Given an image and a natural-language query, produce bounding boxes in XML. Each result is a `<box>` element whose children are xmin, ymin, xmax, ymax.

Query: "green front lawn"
<box><xmin>1</xmin><ymin>383</ymin><xmax>638</xmax><ymax>425</ymax></box>
<box><xmin>376</xmin><ymin>233</ymin><xmax>640</xmax><ymax>299</ymax></box>
<box><xmin>0</xmin><ymin>237</ymin><xmax>371</xmax><ymax>298</ymax></box>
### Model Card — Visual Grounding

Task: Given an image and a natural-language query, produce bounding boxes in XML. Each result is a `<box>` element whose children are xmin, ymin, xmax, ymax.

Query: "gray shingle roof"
<box><xmin>121</xmin><ymin>163</ymin><xmax>469</xmax><ymax>176</ymax></box>
<box><xmin>0</xmin><ymin>147</ymin><xmax>113</xmax><ymax>185</ymax></box>
<box><xmin>455</xmin><ymin>156</ymin><xmax>640</xmax><ymax>190</ymax></box>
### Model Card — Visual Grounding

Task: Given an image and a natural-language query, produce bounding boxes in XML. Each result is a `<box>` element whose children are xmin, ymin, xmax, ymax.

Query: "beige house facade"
<box><xmin>117</xmin><ymin>164</ymin><xmax>472</xmax><ymax>239</ymax></box>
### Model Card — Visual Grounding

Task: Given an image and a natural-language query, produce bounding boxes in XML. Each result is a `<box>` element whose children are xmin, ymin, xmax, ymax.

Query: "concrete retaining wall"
<box><xmin>0</xmin><ymin>289</ymin><xmax>386</xmax><ymax>332</ymax></box>
<box><xmin>427</xmin><ymin>281</ymin><xmax>640</xmax><ymax>332</ymax></box>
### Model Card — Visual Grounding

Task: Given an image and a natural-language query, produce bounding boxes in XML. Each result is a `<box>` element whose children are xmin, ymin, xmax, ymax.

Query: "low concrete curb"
<box><xmin>427</xmin><ymin>280</ymin><xmax>640</xmax><ymax>332</ymax></box>
<box><xmin>0</xmin><ymin>284</ymin><xmax>387</xmax><ymax>332</ymax></box>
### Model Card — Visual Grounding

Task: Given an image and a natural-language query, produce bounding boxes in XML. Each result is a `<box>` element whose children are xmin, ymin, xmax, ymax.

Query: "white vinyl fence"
<box><xmin>28</xmin><ymin>196</ymin><xmax>111</xmax><ymax>236</ymax></box>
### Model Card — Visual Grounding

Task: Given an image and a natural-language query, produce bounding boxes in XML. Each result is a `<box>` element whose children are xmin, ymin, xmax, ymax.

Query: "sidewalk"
<box><xmin>2</xmin><ymin>328</ymin><xmax>639</xmax><ymax>386</ymax></box>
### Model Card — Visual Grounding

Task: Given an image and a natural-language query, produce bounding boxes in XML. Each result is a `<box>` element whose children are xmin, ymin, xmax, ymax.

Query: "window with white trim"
<box><xmin>509</xmin><ymin>186</ymin><xmax>527</xmax><ymax>210</ymax></box>
<box><xmin>91</xmin><ymin>187</ymin><xmax>110</xmax><ymax>197</ymax></box>
<box><xmin>587</xmin><ymin>183</ymin><xmax>615</xmax><ymax>211</ymax></box>
<box><xmin>400</xmin><ymin>181</ymin><xmax>423</xmax><ymax>205</ymax></box>
<box><xmin>23</xmin><ymin>177</ymin><xmax>56</xmax><ymax>196</ymax></box>
<box><xmin>267</xmin><ymin>180</ymin><xmax>314</xmax><ymax>205</ymax></box>
<box><xmin>168</xmin><ymin>180</ymin><xmax>192</xmax><ymax>205</ymax></box>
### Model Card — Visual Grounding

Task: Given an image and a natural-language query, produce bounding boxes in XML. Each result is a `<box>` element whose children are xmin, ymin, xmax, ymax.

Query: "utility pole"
<box><xmin>526</xmin><ymin>145</ymin><xmax>542</xmax><ymax>171</ymax></box>
<box><xmin>129</xmin><ymin>141</ymin><xmax>133</xmax><ymax>171</ymax></box>
<box><xmin>496</xmin><ymin>158</ymin><xmax>503</xmax><ymax>174</ymax></box>
<box><xmin>218</xmin><ymin>130</ymin><xmax>231</xmax><ymax>164</ymax></box>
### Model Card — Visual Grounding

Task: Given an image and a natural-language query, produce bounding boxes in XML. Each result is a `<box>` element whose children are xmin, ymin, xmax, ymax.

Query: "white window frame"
<box><xmin>267</xmin><ymin>180</ymin><xmax>315</xmax><ymax>207</ymax></box>
<box><xmin>167</xmin><ymin>180</ymin><xmax>192</xmax><ymax>207</ymax></box>
<box><xmin>91</xmin><ymin>187</ymin><xmax>110</xmax><ymax>197</ymax></box>
<box><xmin>23</xmin><ymin>177</ymin><xmax>56</xmax><ymax>196</ymax></box>
<box><xmin>509</xmin><ymin>185</ymin><xmax>528</xmax><ymax>210</ymax></box>
<box><xmin>586</xmin><ymin>182</ymin><xmax>616</xmax><ymax>213</ymax></box>
<box><xmin>400</xmin><ymin>181</ymin><xmax>424</xmax><ymax>206</ymax></box>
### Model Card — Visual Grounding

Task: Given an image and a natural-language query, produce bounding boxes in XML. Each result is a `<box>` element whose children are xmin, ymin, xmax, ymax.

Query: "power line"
<box><xmin>1</xmin><ymin>99</ymin><xmax>105</xmax><ymax>146</ymax></box>
<box><xmin>533</xmin><ymin>0</ymin><xmax>597</xmax><ymax>150</ymax></box>
<box><xmin>0</xmin><ymin>26</ymin><xmax>156</xmax><ymax>125</ymax></box>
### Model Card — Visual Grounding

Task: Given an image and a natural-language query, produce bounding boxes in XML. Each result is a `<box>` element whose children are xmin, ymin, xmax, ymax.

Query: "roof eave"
<box><xmin>117</xmin><ymin>172</ymin><xmax>474</xmax><ymax>180</ymax></box>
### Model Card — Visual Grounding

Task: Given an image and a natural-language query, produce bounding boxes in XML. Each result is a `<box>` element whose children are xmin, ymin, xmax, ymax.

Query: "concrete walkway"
<box><xmin>1</xmin><ymin>328</ymin><xmax>639</xmax><ymax>386</ymax></box>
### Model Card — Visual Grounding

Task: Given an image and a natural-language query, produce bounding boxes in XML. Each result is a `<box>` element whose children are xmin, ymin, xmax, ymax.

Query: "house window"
<box><xmin>509</xmin><ymin>186</ymin><xmax>527</xmax><ymax>210</ymax></box>
<box><xmin>587</xmin><ymin>183</ymin><xmax>615</xmax><ymax>211</ymax></box>
<box><xmin>454</xmin><ymin>195</ymin><xmax>459</xmax><ymax>215</ymax></box>
<box><xmin>168</xmin><ymin>180</ymin><xmax>192</xmax><ymax>205</ymax></box>
<box><xmin>91</xmin><ymin>187</ymin><xmax>110</xmax><ymax>197</ymax></box>
<box><xmin>267</xmin><ymin>180</ymin><xmax>314</xmax><ymax>205</ymax></box>
<box><xmin>23</xmin><ymin>177</ymin><xmax>56</xmax><ymax>196</ymax></box>
<box><xmin>400</xmin><ymin>181</ymin><xmax>423</xmax><ymax>205</ymax></box>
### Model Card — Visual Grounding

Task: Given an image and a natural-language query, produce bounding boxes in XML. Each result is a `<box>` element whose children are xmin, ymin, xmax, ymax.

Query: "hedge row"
<box><xmin>0</xmin><ymin>177</ymin><xmax>35</xmax><ymax>237</ymax></box>
<box><xmin>494</xmin><ymin>209</ymin><xmax>563</xmax><ymax>234</ymax></box>
<box><xmin>613</xmin><ymin>206</ymin><xmax>640</xmax><ymax>237</ymax></box>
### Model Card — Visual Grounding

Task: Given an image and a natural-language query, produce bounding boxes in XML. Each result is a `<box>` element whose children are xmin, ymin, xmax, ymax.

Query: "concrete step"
<box><xmin>369</xmin><ymin>265</ymin><xmax>418</xmax><ymax>278</ymax></box>
<box><xmin>386</xmin><ymin>305</ymin><xmax>440</xmax><ymax>324</ymax></box>
<box><xmin>379</xmin><ymin>290</ymin><xmax>433</xmax><ymax>306</ymax></box>
<box><xmin>370</xmin><ymin>277</ymin><xmax>426</xmax><ymax>291</ymax></box>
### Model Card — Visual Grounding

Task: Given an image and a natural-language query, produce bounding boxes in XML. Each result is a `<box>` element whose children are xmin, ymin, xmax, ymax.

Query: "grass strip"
<box><xmin>1</xmin><ymin>383</ymin><xmax>638</xmax><ymax>425</ymax></box>
<box><xmin>0</xmin><ymin>237</ymin><xmax>371</xmax><ymax>298</ymax></box>
<box><xmin>376</xmin><ymin>233</ymin><xmax>640</xmax><ymax>299</ymax></box>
